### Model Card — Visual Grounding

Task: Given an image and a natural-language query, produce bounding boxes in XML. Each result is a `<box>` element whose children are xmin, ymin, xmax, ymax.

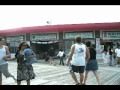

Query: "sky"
<box><xmin>0</xmin><ymin>5</ymin><xmax>120</xmax><ymax>30</ymax></box>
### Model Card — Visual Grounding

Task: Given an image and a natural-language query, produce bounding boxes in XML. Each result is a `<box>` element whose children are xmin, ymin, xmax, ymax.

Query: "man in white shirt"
<box><xmin>0</xmin><ymin>37</ymin><xmax>16</xmax><ymax>85</ymax></box>
<box><xmin>67</xmin><ymin>36</ymin><xmax>90</xmax><ymax>85</ymax></box>
<box><xmin>57</xmin><ymin>49</ymin><xmax>65</xmax><ymax>65</ymax></box>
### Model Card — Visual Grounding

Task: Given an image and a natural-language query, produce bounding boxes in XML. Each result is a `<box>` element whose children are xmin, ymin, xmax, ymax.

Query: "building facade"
<box><xmin>0</xmin><ymin>22</ymin><xmax>120</xmax><ymax>59</ymax></box>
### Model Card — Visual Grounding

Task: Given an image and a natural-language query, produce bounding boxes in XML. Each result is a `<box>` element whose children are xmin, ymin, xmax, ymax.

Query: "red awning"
<box><xmin>0</xmin><ymin>22</ymin><xmax>120</xmax><ymax>36</ymax></box>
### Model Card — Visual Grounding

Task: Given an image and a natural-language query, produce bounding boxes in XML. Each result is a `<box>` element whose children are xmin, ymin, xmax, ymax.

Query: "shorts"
<box><xmin>70</xmin><ymin>65</ymin><xmax>85</xmax><ymax>73</ymax></box>
<box><xmin>0</xmin><ymin>63</ymin><xmax>11</xmax><ymax>78</ymax></box>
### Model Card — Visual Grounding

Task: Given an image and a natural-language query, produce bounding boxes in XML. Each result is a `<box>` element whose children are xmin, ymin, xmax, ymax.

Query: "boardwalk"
<box><xmin>2</xmin><ymin>61</ymin><xmax>120</xmax><ymax>85</ymax></box>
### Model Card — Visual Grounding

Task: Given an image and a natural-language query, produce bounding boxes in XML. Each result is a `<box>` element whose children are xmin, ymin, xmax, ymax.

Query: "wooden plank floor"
<box><xmin>2</xmin><ymin>61</ymin><xmax>120</xmax><ymax>85</ymax></box>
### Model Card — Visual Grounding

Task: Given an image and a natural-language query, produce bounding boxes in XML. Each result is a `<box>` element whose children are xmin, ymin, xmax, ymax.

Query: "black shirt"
<box><xmin>109</xmin><ymin>48</ymin><xmax>113</xmax><ymax>55</ymax></box>
<box><xmin>89</xmin><ymin>47</ymin><xmax>96</xmax><ymax>60</ymax></box>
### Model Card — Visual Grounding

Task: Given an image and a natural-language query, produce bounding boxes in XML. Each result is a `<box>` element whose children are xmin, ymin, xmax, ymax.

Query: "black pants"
<box><xmin>59</xmin><ymin>57</ymin><xmax>64</xmax><ymax>65</ymax></box>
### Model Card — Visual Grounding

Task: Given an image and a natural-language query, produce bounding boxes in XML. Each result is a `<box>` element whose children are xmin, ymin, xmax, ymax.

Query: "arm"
<box><xmin>3</xmin><ymin>46</ymin><xmax>11</xmax><ymax>60</ymax></box>
<box><xmin>86</xmin><ymin>47</ymin><xmax>90</xmax><ymax>62</ymax></box>
<box><xmin>57</xmin><ymin>52</ymin><xmax>60</xmax><ymax>57</ymax></box>
<box><xmin>67</xmin><ymin>45</ymin><xmax>75</xmax><ymax>65</ymax></box>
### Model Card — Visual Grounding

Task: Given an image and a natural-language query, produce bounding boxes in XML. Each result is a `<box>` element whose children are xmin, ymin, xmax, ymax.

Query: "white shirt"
<box><xmin>0</xmin><ymin>45</ymin><xmax>8</xmax><ymax>65</ymax></box>
<box><xmin>70</xmin><ymin>43</ymin><xmax>86</xmax><ymax>66</ymax></box>
<box><xmin>57</xmin><ymin>51</ymin><xmax>64</xmax><ymax>57</ymax></box>
<box><xmin>115</xmin><ymin>48</ymin><xmax>120</xmax><ymax>57</ymax></box>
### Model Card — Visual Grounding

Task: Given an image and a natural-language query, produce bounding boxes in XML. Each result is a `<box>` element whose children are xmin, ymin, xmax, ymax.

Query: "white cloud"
<box><xmin>0</xmin><ymin>5</ymin><xmax>120</xmax><ymax>30</ymax></box>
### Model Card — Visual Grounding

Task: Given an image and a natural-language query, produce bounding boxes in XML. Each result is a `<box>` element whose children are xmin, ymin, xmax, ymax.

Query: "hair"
<box><xmin>92</xmin><ymin>44</ymin><xmax>96</xmax><ymax>48</ymax></box>
<box><xmin>59</xmin><ymin>49</ymin><xmax>63</xmax><ymax>51</ymax></box>
<box><xmin>86</xmin><ymin>41</ymin><xmax>91</xmax><ymax>47</ymax></box>
<box><xmin>75</xmin><ymin>36</ymin><xmax>82</xmax><ymax>43</ymax></box>
<box><xmin>18</xmin><ymin>42</ymin><xmax>30</xmax><ymax>51</ymax></box>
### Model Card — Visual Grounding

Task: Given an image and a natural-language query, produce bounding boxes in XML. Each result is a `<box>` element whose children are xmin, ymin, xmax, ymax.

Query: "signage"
<box><xmin>103</xmin><ymin>32</ymin><xmax>120</xmax><ymax>39</ymax></box>
<box><xmin>64</xmin><ymin>32</ymin><xmax>94</xmax><ymax>39</ymax></box>
<box><xmin>31</xmin><ymin>33</ymin><xmax>57</xmax><ymax>40</ymax></box>
<box><xmin>6</xmin><ymin>36</ymin><xmax>24</xmax><ymax>42</ymax></box>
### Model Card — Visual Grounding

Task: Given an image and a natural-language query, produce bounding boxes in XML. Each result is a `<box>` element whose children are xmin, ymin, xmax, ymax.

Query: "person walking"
<box><xmin>0</xmin><ymin>37</ymin><xmax>16</xmax><ymax>85</ymax></box>
<box><xmin>14</xmin><ymin>42</ymin><xmax>36</xmax><ymax>85</ymax></box>
<box><xmin>83</xmin><ymin>41</ymin><xmax>100</xmax><ymax>85</ymax></box>
<box><xmin>57</xmin><ymin>49</ymin><xmax>65</xmax><ymax>66</ymax></box>
<box><xmin>108</xmin><ymin>47</ymin><xmax>113</xmax><ymax>66</ymax></box>
<box><xmin>67</xmin><ymin>36</ymin><xmax>90</xmax><ymax>85</ymax></box>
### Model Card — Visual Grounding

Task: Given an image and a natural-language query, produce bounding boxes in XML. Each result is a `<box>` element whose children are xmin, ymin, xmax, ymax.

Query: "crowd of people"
<box><xmin>102</xmin><ymin>43</ymin><xmax>120</xmax><ymax>67</ymax></box>
<box><xmin>0</xmin><ymin>36</ymin><xmax>120</xmax><ymax>85</ymax></box>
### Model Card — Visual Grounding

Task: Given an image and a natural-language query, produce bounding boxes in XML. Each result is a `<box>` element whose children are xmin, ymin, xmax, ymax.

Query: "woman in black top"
<box><xmin>83</xmin><ymin>41</ymin><xmax>100</xmax><ymax>85</ymax></box>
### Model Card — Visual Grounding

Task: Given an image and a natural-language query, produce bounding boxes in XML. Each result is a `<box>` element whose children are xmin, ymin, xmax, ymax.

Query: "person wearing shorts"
<box><xmin>0</xmin><ymin>37</ymin><xmax>16</xmax><ymax>85</ymax></box>
<box><xmin>67</xmin><ymin>36</ymin><xmax>90</xmax><ymax>85</ymax></box>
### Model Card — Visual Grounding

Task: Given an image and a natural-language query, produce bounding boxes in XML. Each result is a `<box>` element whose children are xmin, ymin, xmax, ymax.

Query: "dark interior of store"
<box><xmin>31</xmin><ymin>41</ymin><xmax>59</xmax><ymax>59</ymax></box>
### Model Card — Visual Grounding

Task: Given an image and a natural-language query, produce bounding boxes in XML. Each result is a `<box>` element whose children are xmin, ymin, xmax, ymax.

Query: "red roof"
<box><xmin>0</xmin><ymin>22</ymin><xmax>120</xmax><ymax>36</ymax></box>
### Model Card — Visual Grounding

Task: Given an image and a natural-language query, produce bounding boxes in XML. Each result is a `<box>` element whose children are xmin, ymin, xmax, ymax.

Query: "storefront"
<box><xmin>0</xmin><ymin>22</ymin><xmax>120</xmax><ymax>60</ymax></box>
<box><xmin>30</xmin><ymin>33</ymin><xmax>59</xmax><ymax>59</ymax></box>
<box><xmin>101</xmin><ymin>31</ymin><xmax>120</xmax><ymax>49</ymax></box>
<box><xmin>95</xmin><ymin>31</ymin><xmax>120</xmax><ymax>60</ymax></box>
<box><xmin>6</xmin><ymin>35</ymin><xmax>25</xmax><ymax>53</ymax></box>
<box><xmin>63</xmin><ymin>31</ymin><xmax>95</xmax><ymax>53</ymax></box>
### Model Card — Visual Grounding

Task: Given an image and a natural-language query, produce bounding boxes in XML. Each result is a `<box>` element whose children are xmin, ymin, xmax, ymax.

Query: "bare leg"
<box><xmin>70</xmin><ymin>71</ymin><xmax>79</xmax><ymax>85</ymax></box>
<box><xmin>9</xmin><ymin>74</ymin><xmax>17</xmax><ymax>82</ymax></box>
<box><xmin>83</xmin><ymin>71</ymin><xmax>89</xmax><ymax>85</ymax></box>
<box><xmin>27</xmin><ymin>80</ymin><xmax>30</xmax><ymax>85</ymax></box>
<box><xmin>93</xmin><ymin>71</ymin><xmax>101</xmax><ymax>85</ymax></box>
<box><xmin>79</xmin><ymin>73</ymin><xmax>84</xmax><ymax>85</ymax></box>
